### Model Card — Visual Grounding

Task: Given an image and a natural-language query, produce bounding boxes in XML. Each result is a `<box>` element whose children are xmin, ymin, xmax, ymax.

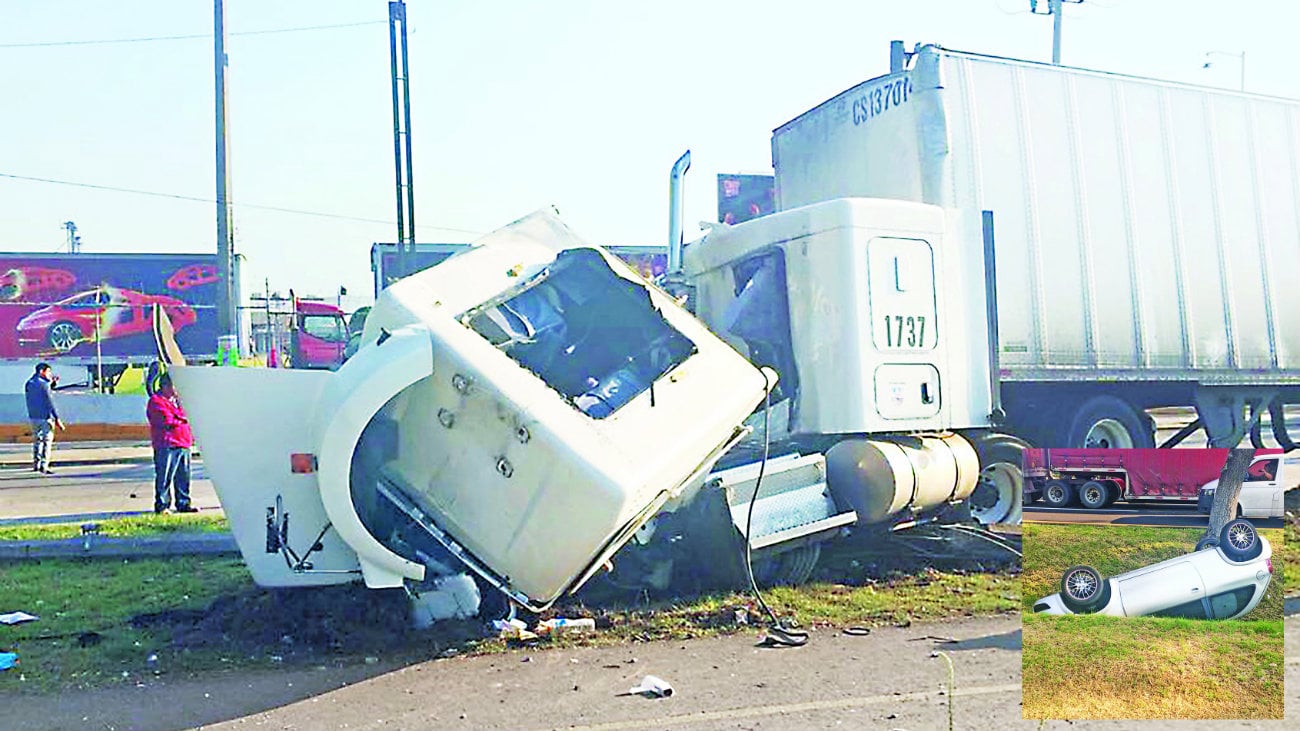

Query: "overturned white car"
<box><xmin>1032</xmin><ymin>518</ymin><xmax>1273</xmax><ymax>620</ymax></box>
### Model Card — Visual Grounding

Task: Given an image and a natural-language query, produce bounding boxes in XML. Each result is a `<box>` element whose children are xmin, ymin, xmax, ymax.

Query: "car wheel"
<box><xmin>1218</xmin><ymin>518</ymin><xmax>1262</xmax><ymax>561</ymax></box>
<box><xmin>1059</xmin><ymin>565</ymin><xmax>1108</xmax><ymax>613</ymax></box>
<box><xmin>1078</xmin><ymin>480</ymin><xmax>1109</xmax><ymax>510</ymax></box>
<box><xmin>46</xmin><ymin>321</ymin><xmax>83</xmax><ymax>353</ymax></box>
<box><xmin>1042</xmin><ymin>480</ymin><xmax>1075</xmax><ymax>508</ymax></box>
<box><xmin>1194</xmin><ymin>535</ymin><xmax>1219</xmax><ymax>552</ymax></box>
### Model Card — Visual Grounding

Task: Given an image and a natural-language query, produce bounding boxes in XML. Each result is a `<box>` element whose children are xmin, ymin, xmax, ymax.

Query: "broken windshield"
<box><xmin>464</xmin><ymin>248</ymin><xmax>696</xmax><ymax>418</ymax></box>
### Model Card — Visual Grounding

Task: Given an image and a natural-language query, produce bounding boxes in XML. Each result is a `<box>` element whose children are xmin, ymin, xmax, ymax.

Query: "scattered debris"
<box><xmin>364</xmin><ymin>656</ymin><xmax>380</xmax><ymax>665</ymax></box>
<box><xmin>627</xmin><ymin>674</ymin><xmax>674</xmax><ymax>698</ymax></box>
<box><xmin>0</xmin><ymin>611</ymin><xmax>38</xmax><ymax>625</ymax></box>
<box><xmin>842</xmin><ymin>626</ymin><xmax>871</xmax><ymax>637</ymax></box>
<box><xmin>0</xmin><ymin>652</ymin><xmax>17</xmax><ymax>670</ymax></box>
<box><xmin>77</xmin><ymin>631</ymin><xmax>103</xmax><ymax>648</ymax></box>
<box><xmin>492</xmin><ymin>618</ymin><xmax>537</xmax><ymax>641</ymax></box>
<box><xmin>536</xmin><ymin>617</ymin><xmax>595</xmax><ymax>636</ymax></box>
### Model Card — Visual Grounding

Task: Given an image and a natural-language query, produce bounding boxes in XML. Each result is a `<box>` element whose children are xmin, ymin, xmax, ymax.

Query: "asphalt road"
<box><xmin>0</xmin><ymin>461</ymin><xmax>219</xmax><ymax>520</ymax></box>
<box><xmin>1023</xmin><ymin>501</ymin><xmax>1285</xmax><ymax>529</ymax></box>
<box><xmin>6</xmin><ymin>615</ymin><xmax>1026</xmax><ymax>731</ymax></box>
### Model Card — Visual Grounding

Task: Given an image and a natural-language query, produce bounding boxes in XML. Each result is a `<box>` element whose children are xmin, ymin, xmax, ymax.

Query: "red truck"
<box><xmin>1023</xmin><ymin>448</ymin><xmax>1285</xmax><ymax>509</ymax></box>
<box><xmin>287</xmin><ymin>298</ymin><xmax>349</xmax><ymax>370</ymax></box>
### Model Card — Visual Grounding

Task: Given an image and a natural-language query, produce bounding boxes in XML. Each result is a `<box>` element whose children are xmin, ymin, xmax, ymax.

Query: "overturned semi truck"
<box><xmin>158</xmin><ymin>209</ymin><xmax>1008</xmax><ymax>617</ymax></box>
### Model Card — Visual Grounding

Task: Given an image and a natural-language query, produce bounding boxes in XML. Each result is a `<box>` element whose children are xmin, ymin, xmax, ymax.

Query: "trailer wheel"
<box><xmin>47</xmin><ymin>321</ymin><xmax>83</xmax><ymax>353</ymax></box>
<box><xmin>1041</xmin><ymin>480</ymin><xmax>1075</xmax><ymax>508</ymax></box>
<box><xmin>1060</xmin><ymin>565</ymin><xmax>1109</xmax><ymax>613</ymax></box>
<box><xmin>1065</xmin><ymin>396</ymin><xmax>1155</xmax><ymax>449</ymax></box>
<box><xmin>1218</xmin><ymin>518</ymin><xmax>1262</xmax><ymax>562</ymax></box>
<box><xmin>970</xmin><ymin>435</ymin><xmax>1026</xmax><ymax>525</ymax></box>
<box><xmin>1102</xmin><ymin>483</ymin><xmax>1120</xmax><ymax>507</ymax></box>
<box><xmin>1078</xmin><ymin>480</ymin><xmax>1109</xmax><ymax>510</ymax></box>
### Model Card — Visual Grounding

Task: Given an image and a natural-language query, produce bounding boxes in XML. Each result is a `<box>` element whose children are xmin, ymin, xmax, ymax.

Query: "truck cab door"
<box><xmin>868</xmin><ymin>237</ymin><xmax>941</xmax><ymax>420</ymax></box>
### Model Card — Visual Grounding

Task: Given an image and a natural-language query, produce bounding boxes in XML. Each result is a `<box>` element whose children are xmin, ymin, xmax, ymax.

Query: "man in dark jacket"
<box><xmin>24</xmin><ymin>362</ymin><xmax>64</xmax><ymax>474</ymax></box>
<box><xmin>146</xmin><ymin>373</ymin><xmax>196</xmax><ymax>514</ymax></box>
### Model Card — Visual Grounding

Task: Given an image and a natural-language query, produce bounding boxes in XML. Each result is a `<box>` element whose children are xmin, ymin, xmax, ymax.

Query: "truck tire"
<box><xmin>1078</xmin><ymin>480</ymin><xmax>1109</xmax><ymax>510</ymax></box>
<box><xmin>969</xmin><ymin>434</ymin><xmax>1027</xmax><ymax>525</ymax></box>
<box><xmin>1218</xmin><ymin>518</ymin><xmax>1262</xmax><ymax>562</ymax></box>
<box><xmin>1064</xmin><ymin>396</ymin><xmax>1155</xmax><ymax>449</ymax></box>
<box><xmin>1060</xmin><ymin>565</ymin><xmax>1109</xmax><ymax>614</ymax></box>
<box><xmin>1102</xmin><ymin>482</ymin><xmax>1121</xmax><ymax>507</ymax></box>
<box><xmin>752</xmin><ymin>544</ymin><xmax>821</xmax><ymax>587</ymax></box>
<box><xmin>1042</xmin><ymin>480</ymin><xmax>1075</xmax><ymax>508</ymax></box>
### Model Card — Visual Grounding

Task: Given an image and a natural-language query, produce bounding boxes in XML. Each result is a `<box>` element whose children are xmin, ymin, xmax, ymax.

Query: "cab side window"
<box><xmin>1246</xmin><ymin>459</ymin><xmax>1278</xmax><ymax>482</ymax></box>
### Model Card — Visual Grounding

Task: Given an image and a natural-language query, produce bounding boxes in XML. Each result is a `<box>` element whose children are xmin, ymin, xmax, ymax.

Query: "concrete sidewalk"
<box><xmin>0</xmin><ymin>440</ymin><xmax>158</xmax><ymax>468</ymax></box>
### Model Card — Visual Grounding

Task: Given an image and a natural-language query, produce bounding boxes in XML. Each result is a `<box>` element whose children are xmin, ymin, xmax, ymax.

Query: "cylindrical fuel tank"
<box><xmin>824</xmin><ymin>434</ymin><xmax>979</xmax><ymax>525</ymax></box>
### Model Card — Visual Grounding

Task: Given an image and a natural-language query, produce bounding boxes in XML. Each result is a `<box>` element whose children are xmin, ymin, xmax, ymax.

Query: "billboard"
<box><xmin>0</xmin><ymin>254</ymin><xmax>220</xmax><ymax>362</ymax></box>
<box><xmin>717</xmin><ymin>173</ymin><xmax>775</xmax><ymax>225</ymax></box>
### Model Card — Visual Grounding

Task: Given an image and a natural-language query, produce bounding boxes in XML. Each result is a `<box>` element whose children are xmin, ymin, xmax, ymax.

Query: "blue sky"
<box><xmin>1</xmin><ymin>0</ymin><xmax>1296</xmax><ymax>310</ymax></box>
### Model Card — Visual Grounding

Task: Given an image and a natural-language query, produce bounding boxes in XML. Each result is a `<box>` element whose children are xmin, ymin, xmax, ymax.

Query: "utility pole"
<box><xmin>1030</xmin><ymin>0</ymin><xmax>1082</xmax><ymax>65</ymax></box>
<box><xmin>62</xmin><ymin>221</ymin><xmax>80</xmax><ymax>253</ymax></box>
<box><xmin>214</xmin><ymin>0</ymin><xmax>238</xmax><ymax>357</ymax></box>
<box><xmin>388</xmin><ymin>0</ymin><xmax>416</xmax><ymax>284</ymax></box>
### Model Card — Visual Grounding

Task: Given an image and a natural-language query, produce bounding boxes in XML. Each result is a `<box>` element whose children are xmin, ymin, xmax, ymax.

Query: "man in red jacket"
<box><xmin>146</xmin><ymin>373</ymin><xmax>196</xmax><ymax>514</ymax></box>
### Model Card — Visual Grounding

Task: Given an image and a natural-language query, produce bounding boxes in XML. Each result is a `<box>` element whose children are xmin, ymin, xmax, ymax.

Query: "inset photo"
<box><xmin>1022</xmin><ymin>516</ymin><xmax>1284</xmax><ymax>720</ymax></box>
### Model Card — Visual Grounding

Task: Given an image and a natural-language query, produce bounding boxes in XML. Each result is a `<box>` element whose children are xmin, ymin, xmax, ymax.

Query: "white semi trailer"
<box><xmin>766</xmin><ymin>43</ymin><xmax>1300</xmax><ymax>453</ymax></box>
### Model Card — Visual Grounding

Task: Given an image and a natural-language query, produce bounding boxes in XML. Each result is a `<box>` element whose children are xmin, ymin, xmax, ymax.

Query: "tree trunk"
<box><xmin>1203</xmin><ymin>448</ymin><xmax>1255</xmax><ymax>540</ymax></box>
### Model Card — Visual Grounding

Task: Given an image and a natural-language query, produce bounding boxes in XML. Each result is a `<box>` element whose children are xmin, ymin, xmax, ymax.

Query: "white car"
<box><xmin>1032</xmin><ymin>519</ymin><xmax>1273</xmax><ymax>620</ymax></box>
<box><xmin>1197</xmin><ymin>454</ymin><xmax>1299</xmax><ymax>519</ymax></box>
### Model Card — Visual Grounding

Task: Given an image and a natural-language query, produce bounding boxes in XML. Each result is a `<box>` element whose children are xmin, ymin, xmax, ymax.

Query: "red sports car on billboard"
<box><xmin>15</xmin><ymin>286</ymin><xmax>197</xmax><ymax>353</ymax></box>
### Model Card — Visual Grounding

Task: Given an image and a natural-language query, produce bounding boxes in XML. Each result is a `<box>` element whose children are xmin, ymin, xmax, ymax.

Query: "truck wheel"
<box><xmin>47</xmin><ymin>321</ymin><xmax>83</xmax><ymax>353</ymax></box>
<box><xmin>1060</xmin><ymin>565</ymin><xmax>1108</xmax><ymax>613</ymax></box>
<box><xmin>752</xmin><ymin>544</ymin><xmax>821</xmax><ymax>587</ymax></box>
<box><xmin>1042</xmin><ymin>480</ymin><xmax>1075</xmax><ymax>508</ymax></box>
<box><xmin>1078</xmin><ymin>481</ymin><xmax>1109</xmax><ymax>510</ymax></box>
<box><xmin>1218</xmin><ymin>518</ymin><xmax>1262</xmax><ymax>562</ymax></box>
<box><xmin>970</xmin><ymin>435</ymin><xmax>1026</xmax><ymax>525</ymax></box>
<box><xmin>1102</xmin><ymin>483</ymin><xmax>1120</xmax><ymax>507</ymax></box>
<box><xmin>1065</xmin><ymin>396</ymin><xmax>1155</xmax><ymax>449</ymax></box>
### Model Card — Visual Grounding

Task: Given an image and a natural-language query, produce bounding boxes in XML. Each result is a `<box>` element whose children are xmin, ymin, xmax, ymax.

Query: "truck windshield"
<box><xmin>302</xmin><ymin>314</ymin><xmax>346</xmax><ymax>343</ymax></box>
<box><xmin>463</xmin><ymin>248</ymin><xmax>696</xmax><ymax>419</ymax></box>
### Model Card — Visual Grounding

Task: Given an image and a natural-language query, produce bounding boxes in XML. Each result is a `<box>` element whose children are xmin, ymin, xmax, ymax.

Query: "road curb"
<box><xmin>0</xmin><ymin>532</ymin><xmax>238</xmax><ymax>560</ymax></box>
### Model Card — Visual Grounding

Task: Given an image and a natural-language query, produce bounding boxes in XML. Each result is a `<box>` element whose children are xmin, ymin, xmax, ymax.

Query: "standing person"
<box><xmin>24</xmin><ymin>362</ymin><xmax>64</xmax><ymax>474</ymax></box>
<box><xmin>146</xmin><ymin>373</ymin><xmax>196</xmax><ymax>514</ymax></box>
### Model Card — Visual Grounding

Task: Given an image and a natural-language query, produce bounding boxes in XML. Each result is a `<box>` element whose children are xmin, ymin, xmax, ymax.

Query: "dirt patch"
<box><xmin>128</xmin><ymin>585</ymin><xmax>484</xmax><ymax>663</ymax></box>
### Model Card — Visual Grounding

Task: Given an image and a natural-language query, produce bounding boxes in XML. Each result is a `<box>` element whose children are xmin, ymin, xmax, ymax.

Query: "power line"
<box><xmin>0</xmin><ymin>172</ymin><xmax>483</xmax><ymax>237</ymax></box>
<box><xmin>0</xmin><ymin>20</ymin><xmax>385</xmax><ymax>49</ymax></box>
